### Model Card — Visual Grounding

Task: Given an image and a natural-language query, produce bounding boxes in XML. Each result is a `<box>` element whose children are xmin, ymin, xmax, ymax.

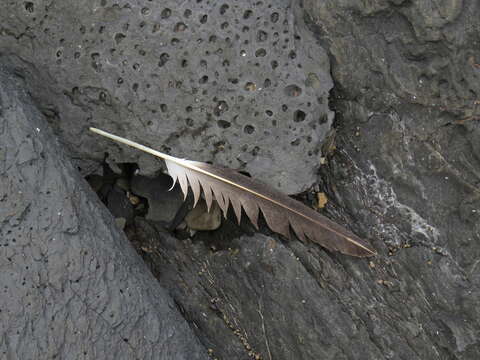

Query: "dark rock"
<box><xmin>131</xmin><ymin>173</ymin><xmax>184</xmax><ymax>224</ymax></box>
<box><xmin>85</xmin><ymin>173</ymin><xmax>105</xmax><ymax>192</ymax></box>
<box><xmin>0</xmin><ymin>67</ymin><xmax>207</xmax><ymax>359</ymax></box>
<box><xmin>107</xmin><ymin>186</ymin><xmax>135</xmax><ymax>224</ymax></box>
<box><xmin>130</xmin><ymin>222</ymin><xmax>388</xmax><ymax>360</ymax></box>
<box><xmin>303</xmin><ymin>0</ymin><xmax>480</xmax><ymax>358</ymax></box>
<box><xmin>126</xmin><ymin>2</ymin><xmax>480</xmax><ymax>359</ymax></box>
<box><xmin>1</xmin><ymin>0</ymin><xmax>480</xmax><ymax>359</ymax></box>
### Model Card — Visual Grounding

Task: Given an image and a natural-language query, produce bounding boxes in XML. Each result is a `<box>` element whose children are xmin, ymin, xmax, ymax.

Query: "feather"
<box><xmin>90</xmin><ymin>127</ymin><xmax>376</xmax><ymax>257</ymax></box>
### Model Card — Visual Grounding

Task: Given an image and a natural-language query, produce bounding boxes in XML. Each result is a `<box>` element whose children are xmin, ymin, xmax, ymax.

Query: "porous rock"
<box><xmin>0</xmin><ymin>0</ymin><xmax>334</xmax><ymax>194</ymax></box>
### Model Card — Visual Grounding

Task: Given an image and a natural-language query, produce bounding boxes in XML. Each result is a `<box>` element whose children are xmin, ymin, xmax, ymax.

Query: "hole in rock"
<box><xmin>257</xmin><ymin>30</ymin><xmax>267</xmax><ymax>42</ymax></box>
<box><xmin>217</xmin><ymin>120</ymin><xmax>231</xmax><ymax>128</ymax></box>
<box><xmin>24</xmin><ymin>2</ymin><xmax>34</xmax><ymax>12</ymax></box>
<box><xmin>244</xmin><ymin>82</ymin><xmax>256</xmax><ymax>91</ymax></box>
<box><xmin>294</xmin><ymin>110</ymin><xmax>306</xmax><ymax>122</ymax></box>
<box><xmin>161</xmin><ymin>8</ymin><xmax>171</xmax><ymax>18</ymax></box>
<box><xmin>290</xmin><ymin>138</ymin><xmax>301</xmax><ymax>146</ymax></box>
<box><xmin>255</xmin><ymin>48</ymin><xmax>267</xmax><ymax>57</ymax></box>
<box><xmin>244</xmin><ymin>125</ymin><xmax>255</xmax><ymax>134</ymax></box>
<box><xmin>158</xmin><ymin>53</ymin><xmax>170</xmax><ymax>67</ymax></box>
<box><xmin>114</xmin><ymin>33</ymin><xmax>126</xmax><ymax>44</ymax></box>
<box><xmin>284</xmin><ymin>85</ymin><xmax>302</xmax><ymax>97</ymax></box>
<box><xmin>219</xmin><ymin>4</ymin><xmax>229</xmax><ymax>14</ymax></box>
<box><xmin>174</xmin><ymin>22</ymin><xmax>187</xmax><ymax>32</ymax></box>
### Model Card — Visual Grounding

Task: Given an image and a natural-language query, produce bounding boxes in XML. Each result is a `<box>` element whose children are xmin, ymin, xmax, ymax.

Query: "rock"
<box><xmin>185</xmin><ymin>200</ymin><xmax>222</xmax><ymax>231</ymax></box>
<box><xmin>85</xmin><ymin>173</ymin><xmax>104</xmax><ymax>192</ymax></box>
<box><xmin>125</xmin><ymin>2</ymin><xmax>480</xmax><ymax>359</ymax></box>
<box><xmin>316</xmin><ymin>192</ymin><xmax>328</xmax><ymax>209</ymax></box>
<box><xmin>115</xmin><ymin>177</ymin><xmax>130</xmax><ymax>192</ymax></box>
<box><xmin>107</xmin><ymin>186</ymin><xmax>134</xmax><ymax>224</ymax></box>
<box><xmin>115</xmin><ymin>217</ymin><xmax>127</xmax><ymax>230</ymax></box>
<box><xmin>303</xmin><ymin>0</ymin><xmax>480</xmax><ymax>358</ymax></box>
<box><xmin>2</xmin><ymin>0</ymin><xmax>480</xmax><ymax>359</ymax></box>
<box><xmin>0</xmin><ymin>66</ymin><xmax>207</xmax><ymax>360</ymax></box>
<box><xmin>128</xmin><ymin>226</ymin><xmax>386</xmax><ymax>359</ymax></box>
<box><xmin>0</xmin><ymin>0</ymin><xmax>334</xmax><ymax>193</ymax></box>
<box><xmin>131</xmin><ymin>173</ymin><xmax>184</xmax><ymax>224</ymax></box>
<box><xmin>128</xmin><ymin>193</ymin><xmax>141</xmax><ymax>206</ymax></box>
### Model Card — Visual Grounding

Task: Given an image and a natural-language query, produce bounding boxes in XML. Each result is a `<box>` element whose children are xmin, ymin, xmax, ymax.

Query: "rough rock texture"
<box><xmin>0</xmin><ymin>68</ymin><xmax>208</xmax><ymax>360</ymax></box>
<box><xmin>1</xmin><ymin>0</ymin><xmax>480</xmax><ymax>359</ymax></box>
<box><xmin>129</xmin><ymin>1</ymin><xmax>479</xmax><ymax>359</ymax></box>
<box><xmin>0</xmin><ymin>0</ymin><xmax>333</xmax><ymax>193</ymax></box>
<box><xmin>131</xmin><ymin>219</ymin><xmax>385</xmax><ymax>360</ymax></box>
<box><xmin>305</xmin><ymin>0</ymin><xmax>480</xmax><ymax>357</ymax></box>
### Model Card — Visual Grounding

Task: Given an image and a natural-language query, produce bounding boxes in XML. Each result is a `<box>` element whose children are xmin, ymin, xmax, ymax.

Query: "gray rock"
<box><xmin>125</xmin><ymin>2</ymin><xmax>480</xmax><ymax>359</ymax></box>
<box><xmin>131</xmin><ymin>173</ymin><xmax>184</xmax><ymax>224</ymax></box>
<box><xmin>0</xmin><ymin>67</ymin><xmax>207</xmax><ymax>360</ymax></box>
<box><xmin>107</xmin><ymin>186</ymin><xmax>134</xmax><ymax>224</ymax></box>
<box><xmin>131</xmin><ymin>209</ymin><xmax>480</xmax><ymax>360</ymax></box>
<box><xmin>131</xmin><ymin>225</ymin><xmax>388</xmax><ymax>360</ymax></box>
<box><xmin>115</xmin><ymin>217</ymin><xmax>127</xmax><ymax>230</ymax></box>
<box><xmin>0</xmin><ymin>0</ymin><xmax>334</xmax><ymax>193</ymax></box>
<box><xmin>2</xmin><ymin>0</ymin><xmax>480</xmax><ymax>359</ymax></box>
<box><xmin>304</xmin><ymin>0</ymin><xmax>480</xmax><ymax>358</ymax></box>
<box><xmin>185</xmin><ymin>200</ymin><xmax>222</xmax><ymax>231</ymax></box>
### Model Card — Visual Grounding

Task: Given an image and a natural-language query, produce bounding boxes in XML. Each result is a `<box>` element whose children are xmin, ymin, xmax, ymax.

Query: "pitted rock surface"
<box><xmin>0</xmin><ymin>0</ymin><xmax>333</xmax><ymax>193</ymax></box>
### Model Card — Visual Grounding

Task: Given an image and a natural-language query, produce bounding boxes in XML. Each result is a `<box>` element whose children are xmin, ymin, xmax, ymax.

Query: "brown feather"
<box><xmin>90</xmin><ymin>127</ymin><xmax>376</xmax><ymax>257</ymax></box>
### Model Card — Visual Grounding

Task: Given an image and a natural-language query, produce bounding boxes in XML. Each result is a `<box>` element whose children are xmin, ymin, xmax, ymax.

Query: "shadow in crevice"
<box><xmin>84</xmin><ymin>158</ymin><xmax>258</xmax><ymax>254</ymax></box>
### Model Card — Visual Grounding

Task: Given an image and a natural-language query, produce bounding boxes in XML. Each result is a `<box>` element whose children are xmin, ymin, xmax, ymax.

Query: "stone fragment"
<box><xmin>185</xmin><ymin>200</ymin><xmax>222</xmax><ymax>231</ymax></box>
